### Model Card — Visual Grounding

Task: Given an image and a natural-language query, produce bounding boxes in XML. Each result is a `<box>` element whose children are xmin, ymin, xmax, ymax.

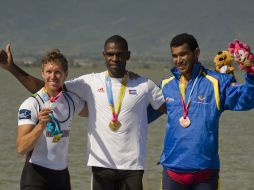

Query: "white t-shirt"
<box><xmin>18</xmin><ymin>88</ymin><xmax>84</xmax><ymax>170</ymax></box>
<box><xmin>65</xmin><ymin>71</ymin><xmax>165</xmax><ymax>170</ymax></box>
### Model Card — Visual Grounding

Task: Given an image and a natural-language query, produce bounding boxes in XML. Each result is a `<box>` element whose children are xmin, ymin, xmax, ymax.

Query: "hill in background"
<box><xmin>1</xmin><ymin>0</ymin><xmax>254</xmax><ymax>63</ymax></box>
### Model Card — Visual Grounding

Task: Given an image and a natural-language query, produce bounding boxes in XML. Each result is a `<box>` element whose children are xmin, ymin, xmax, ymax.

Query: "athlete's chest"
<box><xmin>163</xmin><ymin>79</ymin><xmax>217</xmax><ymax>110</ymax></box>
<box><xmin>89</xmin><ymin>78</ymin><xmax>148</xmax><ymax>108</ymax></box>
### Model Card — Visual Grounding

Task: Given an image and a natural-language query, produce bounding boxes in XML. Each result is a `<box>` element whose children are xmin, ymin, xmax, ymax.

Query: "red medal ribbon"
<box><xmin>180</xmin><ymin>94</ymin><xmax>190</xmax><ymax>119</ymax></box>
<box><xmin>179</xmin><ymin>73</ymin><xmax>200</xmax><ymax>119</ymax></box>
<box><xmin>49</xmin><ymin>91</ymin><xmax>62</xmax><ymax>103</ymax></box>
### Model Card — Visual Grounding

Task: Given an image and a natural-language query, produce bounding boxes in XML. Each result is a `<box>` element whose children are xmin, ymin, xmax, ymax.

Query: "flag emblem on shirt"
<box><xmin>19</xmin><ymin>109</ymin><xmax>31</xmax><ymax>120</ymax></box>
<box><xmin>97</xmin><ymin>88</ymin><xmax>104</xmax><ymax>93</ymax></box>
<box><xmin>129</xmin><ymin>89</ymin><xmax>137</xmax><ymax>95</ymax></box>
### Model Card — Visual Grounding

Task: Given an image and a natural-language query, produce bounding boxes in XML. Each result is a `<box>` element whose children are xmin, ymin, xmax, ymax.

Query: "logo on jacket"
<box><xmin>19</xmin><ymin>109</ymin><xmax>31</xmax><ymax>120</ymax></box>
<box><xmin>165</xmin><ymin>97</ymin><xmax>174</xmax><ymax>103</ymax></box>
<box><xmin>197</xmin><ymin>95</ymin><xmax>206</xmax><ymax>103</ymax></box>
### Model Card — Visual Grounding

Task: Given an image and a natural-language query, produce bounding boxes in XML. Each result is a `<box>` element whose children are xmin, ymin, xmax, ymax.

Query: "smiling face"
<box><xmin>171</xmin><ymin>43</ymin><xmax>200</xmax><ymax>80</ymax></box>
<box><xmin>103</xmin><ymin>41</ymin><xmax>130</xmax><ymax>78</ymax></box>
<box><xmin>42</xmin><ymin>61</ymin><xmax>67</xmax><ymax>96</ymax></box>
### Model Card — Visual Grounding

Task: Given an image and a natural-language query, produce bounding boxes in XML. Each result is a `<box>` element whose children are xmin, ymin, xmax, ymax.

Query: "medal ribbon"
<box><xmin>49</xmin><ymin>91</ymin><xmax>62</xmax><ymax>103</ymax></box>
<box><xmin>42</xmin><ymin>88</ymin><xmax>63</xmax><ymax>142</ymax></box>
<box><xmin>43</xmin><ymin>88</ymin><xmax>63</xmax><ymax>104</ymax></box>
<box><xmin>179</xmin><ymin>74</ymin><xmax>200</xmax><ymax>118</ymax></box>
<box><xmin>105</xmin><ymin>71</ymin><xmax>128</xmax><ymax>123</ymax></box>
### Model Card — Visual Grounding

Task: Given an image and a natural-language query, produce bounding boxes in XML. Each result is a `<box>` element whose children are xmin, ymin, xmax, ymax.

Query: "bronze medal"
<box><xmin>109</xmin><ymin>121</ymin><xmax>121</xmax><ymax>131</ymax></box>
<box><xmin>179</xmin><ymin>116</ymin><xmax>191</xmax><ymax>128</ymax></box>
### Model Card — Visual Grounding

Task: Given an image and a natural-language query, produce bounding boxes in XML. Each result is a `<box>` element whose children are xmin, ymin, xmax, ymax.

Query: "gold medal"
<box><xmin>179</xmin><ymin>116</ymin><xmax>191</xmax><ymax>128</ymax></box>
<box><xmin>105</xmin><ymin>71</ymin><xmax>128</xmax><ymax>132</ymax></box>
<box><xmin>109</xmin><ymin>121</ymin><xmax>121</xmax><ymax>131</ymax></box>
<box><xmin>52</xmin><ymin>134</ymin><xmax>62</xmax><ymax>143</ymax></box>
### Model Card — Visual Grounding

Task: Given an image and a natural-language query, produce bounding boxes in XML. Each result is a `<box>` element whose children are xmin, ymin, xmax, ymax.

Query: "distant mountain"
<box><xmin>1</xmin><ymin>0</ymin><xmax>254</xmax><ymax>61</ymax></box>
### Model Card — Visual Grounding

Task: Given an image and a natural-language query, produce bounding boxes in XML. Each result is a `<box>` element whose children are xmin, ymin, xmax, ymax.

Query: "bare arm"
<box><xmin>78</xmin><ymin>102</ymin><xmax>89</xmax><ymax>117</ymax></box>
<box><xmin>0</xmin><ymin>44</ymin><xmax>44</xmax><ymax>93</ymax></box>
<box><xmin>16</xmin><ymin>108</ymin><xmax>52</xmax><ymax>155</ymax></box>
<box><xmin>156</xmin><ymin>103</ymin><xmax>167</xmax><ymax>113</ymax></box>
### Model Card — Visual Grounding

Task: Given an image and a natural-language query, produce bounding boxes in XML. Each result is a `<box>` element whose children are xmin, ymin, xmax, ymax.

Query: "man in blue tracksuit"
<box><xmin>159</xmin><ymin>33</ymin><xmax>254</xmax><ymax>190</ymax></box>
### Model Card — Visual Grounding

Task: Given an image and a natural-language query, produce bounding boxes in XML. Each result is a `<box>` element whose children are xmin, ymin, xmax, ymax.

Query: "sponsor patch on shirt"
<box><xmin>129</xmin><ymin>89</ymin><xmax>137</xmax><ymax>95</ymax></box>
<box><xmin>19</xmin><ymin>109</ymin><xmax>31</xmax><ymax>120</ymax></box>
<box><xmin>97</xmin><ymin>87</ymin><xmax>104</xmax><ymax>93</ymax></box>
<box><xmin>46</xmin><ymin>130</ymin><xmax>70</xmax><ymax>137</ymax></box>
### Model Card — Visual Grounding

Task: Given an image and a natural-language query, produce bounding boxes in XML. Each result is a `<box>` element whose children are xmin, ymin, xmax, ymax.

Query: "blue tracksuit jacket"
<box><xmin>159</xmin><ymin>63</ymin><xmax>254</xmax><ymax>171</ymax></box>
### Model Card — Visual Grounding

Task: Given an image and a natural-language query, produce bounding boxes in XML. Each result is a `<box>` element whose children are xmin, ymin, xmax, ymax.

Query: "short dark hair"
<box><xmin>170</xmin><ymin>33</ymin><xmax>199</xmax><ymax>52</ymax></box>
<box><xmin>104</xmin><ymin>35</ymin><xmax>128</xmax><ymax>50</ymax></box>
<box><xmin>41</xmin><ymin>49</ymin><xmax>68</xmax><ymax>73</ymax></box>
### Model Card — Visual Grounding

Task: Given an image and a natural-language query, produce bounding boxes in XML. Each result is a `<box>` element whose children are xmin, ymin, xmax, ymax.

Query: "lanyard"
<box><xmin>42</xmin><ymin>88</ymin><xmax>63</xmax><ymax>108</ymax></box>
<box><xmin>105</xmin><ymin>71</ymin><xmax>128</xmax><ymax>122</ymax></box>
<box><xmin>179</xmin><ymin>74</ymin><xmax>199</xmax><ymax>118</ymax></box>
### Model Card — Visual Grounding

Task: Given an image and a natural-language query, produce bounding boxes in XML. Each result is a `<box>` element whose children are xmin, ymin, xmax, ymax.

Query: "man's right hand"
<box><xmin>38</xmin><ymin>108</ymin><xmax>53</xmax><ymax>128</ymax></box>
<box><xmin>0</xmin><ymin>44</ymin><xmax>14</xmax><ymax>70</ymax></box>
<box><xmin>0</xmin><ymin>44</ymin><xmax>44</xmax><ymax>93</ymax></box>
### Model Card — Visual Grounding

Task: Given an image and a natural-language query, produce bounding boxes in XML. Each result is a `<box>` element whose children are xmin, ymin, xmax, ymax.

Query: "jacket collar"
<box><xmin>171</xmin><ymin>62</ymin><xmax>204</xmax><ymax>80</ymax></box>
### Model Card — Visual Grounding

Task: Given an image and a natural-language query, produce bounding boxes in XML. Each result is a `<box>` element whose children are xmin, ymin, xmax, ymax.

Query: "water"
<box><xmin>0</xmin><ymin>66</ymin><xmax>253</xmax><ymax>190</ymax></box>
